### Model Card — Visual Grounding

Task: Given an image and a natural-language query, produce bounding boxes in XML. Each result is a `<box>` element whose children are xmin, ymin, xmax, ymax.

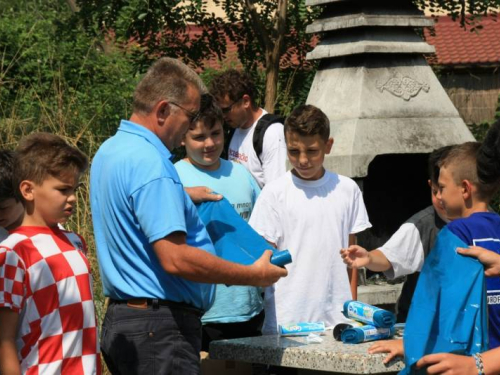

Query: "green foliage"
<box><xmin>212</xmin><ymin>1</ymin><xmax>319</xmax><ymax>113</ymax></box>
<box><xmin>0</xmin><ymin>0</ymin><xmax>139</xmax><ymax>322</ymax></box>
<box><xmin>77</xmin><ymin>0</ymin><xmax>227</xmax><ymax>71</ymax></box>
<box><xmin>496</xmin><ymin>92</ymin><xmax>500</xmax><ymax>120</ymax></box>
<box><xmin>76</xmin><ymin>0</ymin><xmax>319</xmax><ymax>112</ymax></box>
<box><xmin>413</xmin><ymin>0</ymin><xmax>500</xmax><ymax>30</ymax></box>
<box><xmin>0</xmin><ymin>0</ymin><xmax>137</xmax><ymax>141</ymax></box>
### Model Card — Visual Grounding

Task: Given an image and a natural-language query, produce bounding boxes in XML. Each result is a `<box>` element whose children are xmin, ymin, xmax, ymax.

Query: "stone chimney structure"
<box><xmin>305</xmin><ymin>0</ymin><xmax>475</xmax><ymax>248</ymax></box>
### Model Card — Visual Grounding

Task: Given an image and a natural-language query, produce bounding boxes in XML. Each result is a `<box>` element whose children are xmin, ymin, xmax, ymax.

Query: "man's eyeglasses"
<box><xmin>170</xmin><ymin>102</ymin><xmax>200</xmax><ymax>124</ymax></box>
<box><xmin>220</xmin><ymin>95</ymin><xmax>244</xmax><ymax>114</ymax></box>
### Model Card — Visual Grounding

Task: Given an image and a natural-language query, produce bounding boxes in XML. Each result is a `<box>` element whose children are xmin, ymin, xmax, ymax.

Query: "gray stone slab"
<box><xmin>307</xmin><ymin>40</ymin><xmax>434</xmax><ymax>60</ymax></box>
<box><xmin>210</xmin><ymin>335</ymin><xmax>404</xmax><ymax>373</ymax></box>
<box><xmin>306</xmin><ymin>29</ymin><xmax>435</xmax><ymax>60</ymax></box>
<box><xmin>307</xmin><ymin>14</ymin><xmax>433</xmax><ymax>33</ymax></box>
<box><xmin>358</xmin><ymin>284</ymin><xmax>403</xmax><ymax>306</ymax></box>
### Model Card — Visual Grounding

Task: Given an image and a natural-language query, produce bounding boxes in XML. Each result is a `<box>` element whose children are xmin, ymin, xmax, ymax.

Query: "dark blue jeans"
<box><xmin>101</xmin><ymin>301</ymin><xmax>203</xmax><ymax>375</ymax></box>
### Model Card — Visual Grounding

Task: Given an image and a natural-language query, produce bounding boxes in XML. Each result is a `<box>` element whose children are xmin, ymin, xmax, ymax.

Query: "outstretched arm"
<box><xmin>340</xmin><ymin>246</ymin><xmax>392</xmax><ymax>272</ymax></box>
<box><xmin>153</xmin><ymin>231</ymin><xmax>287</xmax><ymax>287</ymax></box>
<box><xmin>0</xmin><ymin>308</ymin><xmax>20</xmax><ymax>375</ymax></box>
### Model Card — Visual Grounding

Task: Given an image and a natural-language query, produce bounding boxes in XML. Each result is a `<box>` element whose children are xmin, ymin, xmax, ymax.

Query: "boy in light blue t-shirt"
<box><xmin>174</xmin><ymin>94</ymin><xmax>263</xmax><ymax>351</ymax></box>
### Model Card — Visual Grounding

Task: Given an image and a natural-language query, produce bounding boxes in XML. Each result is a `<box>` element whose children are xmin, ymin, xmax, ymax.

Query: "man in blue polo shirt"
<box><xmin>90</xmin><ymin>57</ymin><xmax>287</xmax><ymax>375</ymax></box>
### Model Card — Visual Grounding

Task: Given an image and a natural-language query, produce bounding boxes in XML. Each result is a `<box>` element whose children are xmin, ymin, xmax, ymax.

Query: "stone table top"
<box><xmin>210</xmin><ymin>334</ymin><xmax>404</xmax><ymax>374</ymax></box>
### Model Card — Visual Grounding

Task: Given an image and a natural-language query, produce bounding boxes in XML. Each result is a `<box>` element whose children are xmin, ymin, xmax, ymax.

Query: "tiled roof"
<box><xmin>424</xmin><ymin>15</ymin><xmax>500</xmax><ymax>66</ymax></box>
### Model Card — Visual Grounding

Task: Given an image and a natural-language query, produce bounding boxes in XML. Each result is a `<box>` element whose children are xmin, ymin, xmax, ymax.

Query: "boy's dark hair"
<box><xmin>476</xmin><ymin>119</ymin><xmax>500</xmax><ymax>199</ymax></box>
<box><xmin>197</xmin><ymin>94</ymin><xmax>223</xmax><ymax>129</ymax></box>
<box><xmin>14</xmin><ymin>133</ymin><xmax>88</xmax><ymax>200</ymax></box>
<box><xmin>0</xmin><ymin>150</ymin><xmax>18</xmax><ymax>202</ymax></box>
<box><xmin>209</xmin><ymin>69</ymin><xmax>258</xmax><ymax>108</ymax></box>
<box><xmin>428</xmin><ymin>145</ymin><xmax>453</xmax><ymax>186</ymax></box>
<box><xmin>477</xmin><ymin>119</ymin><xmax>500</xmax><ymax>185</ymax></box>
<box><xmin>284</xmin><ymin>104</ymin><xmax>330</xmax><ymax>141</ymax></box>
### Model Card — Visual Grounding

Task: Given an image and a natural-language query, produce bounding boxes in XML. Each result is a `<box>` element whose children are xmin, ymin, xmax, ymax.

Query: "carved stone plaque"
<box><xmin>376</xmin><ymin>73</ymin><xmax>430</xmax><ymax>101</ymax></box>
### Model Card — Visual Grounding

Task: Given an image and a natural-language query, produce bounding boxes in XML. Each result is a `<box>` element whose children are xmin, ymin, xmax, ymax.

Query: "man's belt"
<box><xmin>110</xmin><ymin>298</ymin><xmax>203</xmax><ymax>316</ymax></box>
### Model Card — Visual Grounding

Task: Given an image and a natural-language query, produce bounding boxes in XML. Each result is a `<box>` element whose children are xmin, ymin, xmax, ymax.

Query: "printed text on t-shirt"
<box><xmin>229</xmin><ymin>149</ymin><xmax>248</xmax><ymax>163</ymax></box>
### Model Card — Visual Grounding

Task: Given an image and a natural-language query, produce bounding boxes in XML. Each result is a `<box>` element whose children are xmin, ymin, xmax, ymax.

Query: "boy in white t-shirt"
<box><xmin>249</xmin><ymin>104</ymin><xmax>371</xmax><ymax>334</ymax></box>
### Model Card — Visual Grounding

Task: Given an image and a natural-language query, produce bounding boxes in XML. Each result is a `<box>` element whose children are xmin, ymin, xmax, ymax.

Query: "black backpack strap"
<box><xmin>222</xmin><ymin>126</ymin><xmax>236</xmax><ymax>160</ymax></box>
<box><xmin>252</xmin><ymin>114</ymin><xmax>285</xmax><ymax>164</ymax></box>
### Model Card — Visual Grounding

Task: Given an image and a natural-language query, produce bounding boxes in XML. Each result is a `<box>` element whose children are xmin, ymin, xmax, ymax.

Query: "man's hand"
<box><xmin>368</xmin><ymin>339</ymin><xmax>404</xmax><ymax>364</ymax></box>
<box><xmin>416</xmin><ymin>353</ymin><xmax>476</xmax><ymax>374</ymax></box>
<box><xmin>248</xmin><ymin>250</ymin><xmax>288</xmax><ymax>287</ymax></box>
<box><xmin>184</xmin><ymin>186</ymin><xmax>223</xmax><ymax>204</ymax></box>
<box><xmin>340</xmin><ymin>245</ymin><xmax>370</xmax><ymax>269</ymax></box>
<box><xmin>458</xmin><ymin>246</ymin><xmax>500</xmax><ymax>277</ymax></box>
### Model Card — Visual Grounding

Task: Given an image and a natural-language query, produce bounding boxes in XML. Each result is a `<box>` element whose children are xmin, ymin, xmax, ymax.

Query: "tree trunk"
<box><xmin>264</xmin><ymin>52</ymin><xmax>279</xmax><ymax>113</ymax></box>
<box><xmin>263</xmin><ymin>0</ymin><xmax>287</xmax><ymax>113</ymax></box>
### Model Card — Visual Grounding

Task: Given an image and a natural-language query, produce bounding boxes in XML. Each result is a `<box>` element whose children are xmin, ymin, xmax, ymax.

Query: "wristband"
<box><xmin>473</xmin><ymin>353</ymin><xmax>485</xmax><ymax>375</ymax></box>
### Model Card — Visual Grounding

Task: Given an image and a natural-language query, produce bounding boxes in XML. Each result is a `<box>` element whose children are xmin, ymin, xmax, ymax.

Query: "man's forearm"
<box><xmin>157</xmin><ymin>241</ymin><xmax>257</xmax><ymax>284</ymax></box>
<box><xmin>153</xmin><ymin>234</ymin><xmax>285</xmax><ymax>287</ymax></box>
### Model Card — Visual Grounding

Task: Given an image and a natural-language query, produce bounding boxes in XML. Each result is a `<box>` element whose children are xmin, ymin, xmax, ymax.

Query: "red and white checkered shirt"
<box><xmin>0</xmin><ymin>226</ymin><xmax>101</xmax><ymax>374</ymax></box>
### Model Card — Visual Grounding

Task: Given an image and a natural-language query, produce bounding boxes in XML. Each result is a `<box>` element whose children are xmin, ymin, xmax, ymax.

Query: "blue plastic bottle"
<box><xmin>342</xmin><ymin>300</ymin><xmax>396</xmax><ymax>328</ymax></box>
<box><xmin>341</xmin><ymin>325</ymin><xmax>395</xmax><ymax>344</ymax></box>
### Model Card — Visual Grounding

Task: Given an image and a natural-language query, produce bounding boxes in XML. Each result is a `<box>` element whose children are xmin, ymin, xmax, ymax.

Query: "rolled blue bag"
<box><xmin>197</xmin><ymin>198</ymin><xmax>292</xmax><ymax>267</ymax></box>
<box><xmin>342</xmin><ymin>300</ymin><xmax>396</xmax><ymax>328</ymax></box>
<box><xmin>341</xmin><ymin>325</ymin><xmax>395</xmax><ymax>344</ymax></box>
<box><xmin>333</xmin><ymin>320</ymin><xmax>364</xmax><ymax>341</ymax></box>
<box><xmin>279</xmin><ymin>322</ymin><xmax>325</xmax><ymax>336</ymax></box>
<box><xmin>270</xmin><ymin>250</ymin><xmax>292</xmax><ymax>267</ymax></box>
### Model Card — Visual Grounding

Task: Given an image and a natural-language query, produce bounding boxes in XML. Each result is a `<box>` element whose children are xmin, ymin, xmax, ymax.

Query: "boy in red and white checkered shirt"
<box><xmin>0</xmin><ymin>133</ymin><xmax>101</xmax><ymax>375</ymax></box>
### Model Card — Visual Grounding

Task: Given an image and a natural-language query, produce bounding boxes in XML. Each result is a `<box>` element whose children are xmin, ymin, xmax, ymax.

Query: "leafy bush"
<box><xmin>0</xmin><ymin>0</ymin><xmax>138</xmax><ymax>322</ymax></box>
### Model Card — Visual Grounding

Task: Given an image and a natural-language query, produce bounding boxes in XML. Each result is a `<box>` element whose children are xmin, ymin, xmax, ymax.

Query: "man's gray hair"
<box><xmin>133</xmin><ymin>57</ymin><xmax>207</xmax><ymax>114</ymax></box>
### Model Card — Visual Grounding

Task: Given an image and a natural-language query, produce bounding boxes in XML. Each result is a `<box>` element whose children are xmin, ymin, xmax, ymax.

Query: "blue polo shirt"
<box><xmin>90</xmin><ymin>120</ymin><xmax>216</xmax><ymax>310</ymax></box>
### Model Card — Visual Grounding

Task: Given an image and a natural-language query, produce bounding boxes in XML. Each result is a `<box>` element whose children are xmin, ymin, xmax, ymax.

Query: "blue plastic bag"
<box><xmin>197</xmin><ymin>198</ymin><xmax>291</xmax><ymax>266</ymax></box>
<box><xmin>400</xmin><ymin>227</ymin><xmax>488</xmax><ymax>374</ymax></box>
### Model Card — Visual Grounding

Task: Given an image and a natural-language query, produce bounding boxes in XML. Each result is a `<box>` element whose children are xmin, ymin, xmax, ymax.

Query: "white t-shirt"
<box><xmin>249</xmin><ymin>171</ymin><xmax>372</xmax><ymax>334</ymax></box>
<box><xmin>379</xmin><ymin>206</ymin><xmax>444</xmax><ymax>280</ymax></box>
<box><xmin>228</xmin><ymin>110</ymin><xmax>286</xmax><ymax>188</ymax></box>
<box><xmin>379</xmin><ymin>223</ymin><xmax>426</xmax><ymax>279</ymax></box>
